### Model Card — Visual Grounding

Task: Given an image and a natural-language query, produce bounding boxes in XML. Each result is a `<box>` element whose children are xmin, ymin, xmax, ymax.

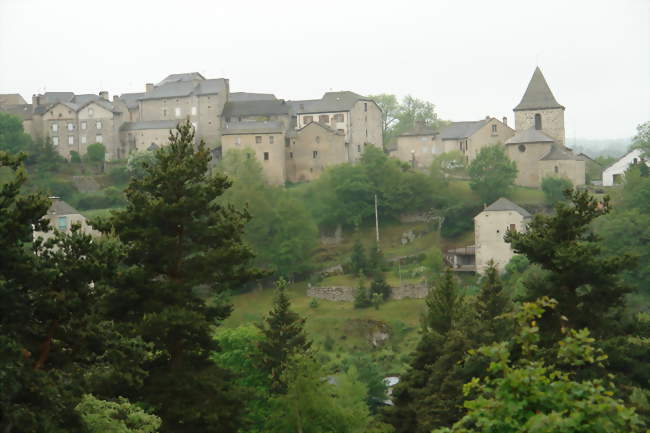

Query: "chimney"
<box><xmin>113</xmin><ymin>95</ymin><xmax>118</xmax><ymax>102</ymax></box>
<box><xmin>485</xmin><ymin>115</ymin><xmax>490</xmax><ymax>120</ymax></box>
<box><xmin>502</xmin><ymin>116</ymin><xmax>508</xmax><ymax>126</ymax></box>
<box><xmin>32</xmin><ymin>94</ymin><xmax>40</xmax><ymax>107</ymax></box>
<box><xmin>146</xmin><ymin>83</ymin><xmax>154</xmax><ymax>93</ymax></box>
<box><xmin>99</xmin><ymin>91</ymin><xmax>109</xmax><ymax>100</ymax></box>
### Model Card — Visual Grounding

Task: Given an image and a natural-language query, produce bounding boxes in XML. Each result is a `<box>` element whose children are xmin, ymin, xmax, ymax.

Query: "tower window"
<box><xmin>534</xmin><ymin>113</ymin><xmax>542</xmax><ymax>130</ymax></box>
<box><xmin>518</xmin><ymin>144</ymin><xmax>526</xmax><ymax>152</ymax></box>
<box><xmin>264</xmin><ymin>152</ymin><xmax>269</xmax><ymax>161</ymax></box>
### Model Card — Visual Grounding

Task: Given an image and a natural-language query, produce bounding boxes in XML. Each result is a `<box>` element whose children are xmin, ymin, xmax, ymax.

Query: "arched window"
<box><xmin>534</xmin><ymin>113</ymin><xmax>542</xmax><ymax>130</ymax></box>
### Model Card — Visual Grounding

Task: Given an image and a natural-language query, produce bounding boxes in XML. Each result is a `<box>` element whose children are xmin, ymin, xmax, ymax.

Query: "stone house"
<box><xmin>474</xmin><ymin>198</ymin><xmax>531</xmax><ymax>274</ymax></box>
<box><xmin>120</xmin><ymin>120</ymin><xmax>179</xmax><ymax>154</ymax></box>
<box><xmin>602</xmin><ymin>149</ymin><xmax>649</xmax><ymax>186</ymax></box>
<box><xmin>287</xmin><ymin>122</ymin><xmax>347</xmax><ymax>183</ymax></box>
<box><xmin>393</xmin><ymin>123</ymin><xmax>441</xmax><ymax>168</ymax></box>
<box><xmin>505</xmin><ymin>67</ymin><xmax>585</xmax><ymax>188</ymax></box>
<box><xmin>33</xmin><ymin>197</ymin><xmax>99</xmax><ymax>243</ymax></box>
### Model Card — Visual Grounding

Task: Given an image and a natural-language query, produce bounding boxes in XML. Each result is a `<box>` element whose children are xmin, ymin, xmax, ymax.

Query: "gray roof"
<box><xmin>483</xmin><ymin>198</ymin><xmax>531</xmax><ymax>218</ymax></box>
<box><xmin>222</xmin><ymin>120</ymin><xmax>285</xmax><ymax>135</ymax></box>
<box><xmin>540</xmin><ymin>145</ymin><xmax>581</xmax><ymax>161</ymax></box>
<box><xmin>229</xmin><ymin>92</ymin><xmax>277</xmax><ymax>102</ymax></box>
<box><xmin>398</xmin><ymin>124</ymin><xmax>438</xmax><ymax>137</ymax></box>
<box><xmin>0</xmin><ymin>104</ymin><xmax>33</xmax><ymax>120</ymax></box>
<box><xmin>157</xmin><ymin>72</ymin><xmax>205</xmax><ymax>86</ymax></box>
<box><xmin>0</xmin><ymin>94</ymin><xmax>27</xmax><ymax>105</ymax></box>
<box><xmin>297</xmin><ymin>121</ymin><xmax>344</xmax><ymax>136</ymax></box>
<box><xmin>121</xmin><ymin>120</ymin><xmax>179</xmax><ymax>131</ymax></box>
<box><xmin>117</xmin><ymin>92</ymin><xmax>144</xmax><ymax>110</ymax></box>
<box><xmin>439</xmin><ymin>119</ymin><xmax>489</xmax><ymax>140</ymax></box>
<box><xmin>73</xmin><ymin>94</ymin><xmax>101</xmax><ymax>105</ymax></box>
<box><xmin>48</xmin><ymin>198</ymin><xmax>80</xmax><ymax>216</ymax></box>
<box><xmin>505</xmin><ymin>127</ymin><xmax>555</xmax><ymax>145</ymax></box>
<box><xmin>514</xmin><ymin>67</ymin><xmax>564</xmax><ymax>111</ymax></box>
<box><xmin>289</xmin><ymin>91</ymin><xmax>373</xmax><ymax>114</ymax></box>
<box><xmin>40</xmin><ymin>92</ymin><xmax>74</xmax><ymax>104</ymax></box>
<box><xmin>223</xmin><ymin>99</ymin><xmax>290</xmax><ymax>118</ymax></box>
<box><xmin>140</xmin><ymin>78</ymin><xmax>227</xmax><ymax>101</ymax></box>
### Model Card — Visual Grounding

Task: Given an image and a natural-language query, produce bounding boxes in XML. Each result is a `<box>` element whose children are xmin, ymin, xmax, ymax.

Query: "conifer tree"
<box><xmin>350</xmin><ymin>239</ymin><xmax>367</xmax><ymax>275</ymax></box>
<box><xmin>256</xmin><ymin>278</ymin><xmax>312</xmax><ymax>394</ymax></box>
<box><xmin>384</xmin><ymin>268</ymin><xmax>470</xmax><ymax>432</ymax></box>
<box><xmin>354</xmin><ymin>277</ymin><xmax>370</xmax><ymax>308</ymax></box>
<box><xmin>367</xmin><ymin>242</ymin><xmax>386</xmax><ymax>274</ymax></box>
<box><xmin>99</xmin><ymin>121</ymin><xmax>260</xmax><ymax>433</ymax></box>
<box><xmin>370</xmin><ymin>271</ymin><xmax>391</xmax><ymax>301</ymax></box>
<box><xmin>473</xmin><ymin>260</ymin><xmax>512</xmax><ymax>342</ymax></box>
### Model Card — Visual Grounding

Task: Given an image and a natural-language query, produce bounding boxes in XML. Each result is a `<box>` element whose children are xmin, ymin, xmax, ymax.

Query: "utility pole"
<box><xmin>374</xmin><ymin>194</ymin><xmax>379</xmax><ymax>244</ymax></box>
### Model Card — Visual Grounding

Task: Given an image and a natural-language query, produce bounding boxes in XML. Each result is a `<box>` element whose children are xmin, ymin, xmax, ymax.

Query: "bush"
<box><xmin>108</xmin><ymin>165</ymin><xmax>130</xmax><ymax>185</ymax></box>
<box><xmin>354</xmin><ymin>280</ymin><xmax>371</xmax><ymax>309</ymax></box>
<box><xmin>370</xmin><ymin>273</ymin><xmax>391</xmax><ymax>301</ymax></box>
<box><xmin>309</xmin><ymin>298</ymin><xmax>320</xmax><ymax>309</ymax></box>
<box><xmin>75</xmin><ymin>187</ymin><xmax>126</xmax><ymax>210</ymax></box>
<box><xmin>541</xmin><ymin>176</ymin><xmax>573</xmax><ymax>204</ymax></box>
<box><xmin>69</xmin><ymin>151</ymin><xmax>82</xmax><ymax>163</ymax></box>
<box><xmin>441</xmin><ymin>204</ymin><xmax>483</xmax><ymax>238</ymax></box>
<box><xmin>323</xmin><ymin>334</ymin><xmax>335</xmax><ymax>352</ymax></box>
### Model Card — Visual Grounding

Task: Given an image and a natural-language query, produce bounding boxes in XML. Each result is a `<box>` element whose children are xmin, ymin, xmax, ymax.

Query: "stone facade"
<box><xmin>33</xmin><ymin>198</ymin><xmax>99</xmax><ymax>244</ymax></box>
<box><xmin>286</xmin><ymin>122</ymin><xmax>347</xmax><ymax>183</ymax></box>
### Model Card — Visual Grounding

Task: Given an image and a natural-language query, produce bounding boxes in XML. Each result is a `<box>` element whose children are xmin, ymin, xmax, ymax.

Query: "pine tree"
<box><xmin>383</xmin><ymin>268</ymin><xmax>470</xmax><ymax>432</ymax></box>
<box><xmin>256</xmin><ymin>278</ymin><xmax>312</xmax><ymax>394</ymax></box>
<box><xmin>473</xmin><ymin>260</ymin><xmax>512</xmax><ymax>342</ymax></box>
<box><xmin>367</xmin><ymin>242</ymin><xmax>386</xmax><ymax>274</ymax></box>
<box><xmin>99</xmin><ymin>121</ymin><xmax>260</xmax><ymax>433</ymax></box>
<box><xmin>354</xmin><ymin>278</ymin><xmax>370</xmax><ymax>308</ymax></box>
<box><xmin>350</xmin><ymin>239</ymin><xmax>367</xmax><ymax>275</ymax></box>
<box><xmin>370</xmin><ymin>271</ymin><xmax>391</xmax><ymax>301</ymax></box>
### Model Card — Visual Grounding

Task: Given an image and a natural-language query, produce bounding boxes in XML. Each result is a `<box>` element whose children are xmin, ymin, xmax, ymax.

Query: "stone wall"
<box><xmin>307</xmin><ymin>283</ymin><xmax>429</xmax><ymax>302</ymax></box>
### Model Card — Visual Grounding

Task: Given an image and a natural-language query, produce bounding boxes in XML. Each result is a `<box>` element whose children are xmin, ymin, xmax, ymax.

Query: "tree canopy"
<box><xmin>468</xmin><ymin>145</ymin><xmax>517</xmax><ymax>203</ymax></box>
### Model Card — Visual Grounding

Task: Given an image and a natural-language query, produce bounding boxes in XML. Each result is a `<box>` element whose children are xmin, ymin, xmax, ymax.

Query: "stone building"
<box><xmin>474</xmin><ymin>198</ymin><xmax>531</xmax><ymax>274</ymax></box>
<box><xmin>505</xmin><ymin>67</ymin><xmax>585</xmax><ymax>188</ymax></box>
<box><xmin>393</xmin><ymin>123</ymin><xmax>440</xmax><ymax>168</ymax></box>
<box><xmin>287</xmin><ymin>122</ymin><xmax>347</xmax><ymax>183</ymax></box>
<box><xmin>33</xmin><ymin>197</ymin><xmax>99</xmax><ymax>243</ymax></box>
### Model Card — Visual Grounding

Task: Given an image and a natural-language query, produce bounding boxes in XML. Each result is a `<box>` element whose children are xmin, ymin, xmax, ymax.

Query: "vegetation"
<box><xmin>541</xmin><ymin>175</ymin><xmax>573</xmax><ymax>204</ymax></box>
<box><xmin>468</xmin><ymin>144</ymin><xmax>517</xmax><ymax>203</ymax></box>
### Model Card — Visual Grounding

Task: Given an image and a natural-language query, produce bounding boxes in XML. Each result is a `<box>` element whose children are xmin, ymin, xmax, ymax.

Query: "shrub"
<box><xmin>354</xmin><ymin>279</ymin><xmax>371</xmax><ymax>309</ymax></box>
<box><xmin>541</xmin><ymin>176</ymin><xmax>573</xmax><ymax>204</ymax></box>
<box><xmin>309</xmin><ymin>298</ymin><xmax>320</xmax><ymax>309</ymax></box>
<box><xmin>69</xmin><ymin>151</ymin><xmax>82</xmax><ymax>163</ymax></box>
<box><xmin>108</xmin><ymin>165</ymin><xmax>130</xmax><ymax>185</ymax></box>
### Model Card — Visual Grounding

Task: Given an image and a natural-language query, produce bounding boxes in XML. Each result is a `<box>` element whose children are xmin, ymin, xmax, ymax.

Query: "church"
<box><xmin>505</xmin><ymin>67</ymin><xmax>585</xmax><ymax>188</ymax></box>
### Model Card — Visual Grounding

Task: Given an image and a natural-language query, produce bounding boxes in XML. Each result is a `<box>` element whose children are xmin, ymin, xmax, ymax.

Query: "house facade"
<box><xmin>602</xmin><ymin>149</ymin><xmax>649</xmax><ymax>186</ymax></box>
<box><xmin>33</xmin><ymin>197</ymin><xmax>99</xmax><ymax>243</ymax></box>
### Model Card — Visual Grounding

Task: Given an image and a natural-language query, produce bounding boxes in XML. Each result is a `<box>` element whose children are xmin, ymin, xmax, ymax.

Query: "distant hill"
<box><xmin>568</xmin><ymin>138</ymin><xmax>631</xmax><ymax>159</ymax></box>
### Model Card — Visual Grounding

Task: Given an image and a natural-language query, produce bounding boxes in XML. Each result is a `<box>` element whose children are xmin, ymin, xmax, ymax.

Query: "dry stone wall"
<box><xmin>307</xmin><ymin>283</ymin><xmax>429</xmax><ymax>302</ymax></box>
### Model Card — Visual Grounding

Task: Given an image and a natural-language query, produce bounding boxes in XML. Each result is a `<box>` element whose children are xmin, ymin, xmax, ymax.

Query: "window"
<box><xmin>534</xmin><ymin>113</ymin><xmax>542</xmax><ymax>130</ymax></box>
<box><xmin>52</xmin><ymin>136</ymin><xmax>59</xmax><ymax>146</ymax></box>
<box><xmin>235</xmin><ymin>137</ymin><xmax>241</xmax><ymax>145</ymax></box>
<box><xmin>264</xmin><ymin>152</ymin><xmax>269</xmax><ymax>161</ymax></box>
<box><xmin>175</xmin><ymin>107</ymin><xmax>181</xmax><ymax>117</ymax></box>
<box><xmin>163</xmin><ymin>108</ymin><xmax>167</xmax><ymax>117</ymax></box>
<box><xmin>554</xmin><ymin>165</ymin><xmax>559</xmax><ymax>174</ymax></box>
<box><xmin>303</xmin><ymin>115</ymin><xmax>313</xmax><ymax>124</ymax></box>
<box><xmin>51</xmin><ymin>123</ymin><xmax>58</xmax><ymax>132</ymax></box>
<box><xmin>319</xmin><ymin>114</ymin><xmax>329</xmax><ymax>124</ymax></box>
<box><xmin>491</xmin><ymin>124</ymin><xmax>497</xmax><ymax>133</ymax></box>
<box><xmin>364</xmin><ymin>102</ymin><xmax>368</xmax><ymax>112</ymax></box>
<box><xmin>509</xmin><ymin>224</ymin><xmax>516</xmax><ymax>232</ymax></box>
<box><xmin>269</xmin><ymin>136</ymin><xmax>274</xmax><ymax>144</ymax></box>
<box><xmin>313</xmin><ymin>150</ymin><xmax>318</xmax><ymax>159</ymax></box>
<box><xmin>255</xmin><ymin>136</ymin><xmax>262</xmax><ymax>144</ymax></box>
<box><xmin>518</xmin><ymin>144</ymin><xmax>526</xmax><ymax>152</ymax></box>
<box><xmin>81</xmin><ymin>121</ymin><xmax>87</xmax><ymax>130</ymax></box>
<box><xmin>191</xmin><ymin>106</ymin><xmax>197</xmax><ymax>116</ymax></box>
<box><xmin>88</xmin><ymin>108</ymin><xmax>94</xmax><ymax>117</ymax></box>
<box><xmin>289</xmin><ymin>152</ymin><xmax>293</xmax><ymax>159</ymax></box>
<box><xmin>81</xmin><ymin>135</ymin><xmax>87</xmax><ymax>144</ymax></box>
<box><xmin>357</xmin><ymin>145</ymin><xmax>361</xmax><ymax>152</ymax></box>
<box><xmin>68</xmin><ymin>136</ymin><xmax>74</xmax><ymax>145</ymax></box>
<box><xmin>96</xmin><ymin>121</ymin><xmax>102</xmax><ymax>129</ymax></box>
<box><xmin>96</xmin><ymin>134</ymin><xmax>103</xmax><ymax>143</ymax></box>
<box><xmin>333</xmin><ymin>113</ymin><xmax>344</xmax><ymax>123</ymax></box>
<box><xmin>315</xmin><ymin>136</ymin><xmax>320</xmax><ymax>144</ymax></box>
<box><xmin>337</xmin><ymin>129</ymin><xmax>345</xmax><ymax>134</ymax></box>
<box><xmin>67</xmin><ymin>122</ymin><xmax>74</xmax><ymax>131</ymax></box>
<box><xmin>57</xmin><ymin>216</ymin><xmax>67</xmax><ymax>231</ymax></box>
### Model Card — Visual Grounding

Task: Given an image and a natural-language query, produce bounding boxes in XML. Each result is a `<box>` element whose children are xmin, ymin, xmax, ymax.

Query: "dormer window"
<box><xmin>534</xmin><ymin>113</ymin><xmax>542</xmax><ymax>130</ymax></box>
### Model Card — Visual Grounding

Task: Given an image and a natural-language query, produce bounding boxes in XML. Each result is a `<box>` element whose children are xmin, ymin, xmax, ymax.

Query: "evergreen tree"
<box><xmin>256</xmin><ymin>278</ymin><xmax>312</xmax><ymax>394</ymax></box>
<box><xmin>367</xmin><ymin>242</ymin><xmax>386</xmax><ymax>274</ymax></box>
<box><xmin>384</xmin><ymin>268</ymin><xmax>470</xmax><ymax>432</ymax></box>
<box><xmin>350</xmin><ymin>239</ymin><xmax>367</xmax><ymax>275</ymax></box>
<box><xmin>370</xmin><ymin>271</ymin><xmax>392</xmax><ymax>301</ymax></box>
<box><xmin>473</xmin><ymin>261</ymin><xmax>512</xmax><ymax>342</ymax></box>
<box><xmin>99</xmin><ymin>121</ymin><xmax>259</xmax><ymax>433</ymax></box>
<box><xmin>354</xmin><ymin>278</ymin><xmax>370</xmax><ymax>308</ymax></box>
<box><xmin>504</xmin><ymin>189</ymin><xmax>636</xmax><ymax>337</ymax></box>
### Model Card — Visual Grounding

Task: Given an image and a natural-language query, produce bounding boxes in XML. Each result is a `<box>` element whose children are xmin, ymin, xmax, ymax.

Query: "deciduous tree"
<box><xmin>468</xmin><ymin>145</ymin><xmax>517</xmax><ymax>203</ymax></box>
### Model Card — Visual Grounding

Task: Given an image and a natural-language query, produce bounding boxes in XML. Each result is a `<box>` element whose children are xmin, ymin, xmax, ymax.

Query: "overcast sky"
<box><xmin>1</xmin><ymin>0</ymin><xmax>648</xmax><ymax>141</ymax></box>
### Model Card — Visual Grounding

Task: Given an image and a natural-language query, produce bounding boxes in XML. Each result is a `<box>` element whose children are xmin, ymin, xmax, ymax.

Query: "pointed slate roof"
<box><xmin>514</xmin><ymin>67</ymin><xmax>564</xmax><ymax>112</ymax></box>
<box><xmin>483</xmin><ymin>197</ymin><xmax>531</xmax><ymax>218</ymax></box>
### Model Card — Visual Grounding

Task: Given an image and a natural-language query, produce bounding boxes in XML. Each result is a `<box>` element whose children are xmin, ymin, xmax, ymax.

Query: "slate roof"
<box><xmin>48</xmin><ymin>198</ymin><xmax>81</xmax><ymax>216</ymax></box>
<box><xmin>398</xmin><ymin>124</ymin><xmax>438</xmax><ymax>137</ymax></box>
<box><xmin>221</xmin><ymin>120</ymin><xmax>285</xmax><ymax>135</ymax></box>
<box><xmin>117</xmin><ymin>92</ymin><xmax>144</xmax><ymax>110</ymax></box>
<box><xmin>438</xmin><ymin>119</ymin><xmax>489</xmax><ymax>140</ymax></box>
<box><xmin>0</xmin><ymin>104</ymin><xmax>33</xmax><ymax>120</ymax></box>
<box><xmin>157</xmin><ymin>72</ymin><xmax>205</xmax><ymax>86</ymax></box>
<box><xmin>140</xmin><ymin>78</ymin><xmax>227</xmax><ymax>101</ymax></box>
<box><xmin>483</xmin><ymin>198</ymin><xmax>531</xmax><ymax>218</ymax></box>
<box><xmin>505</xmin><ymin>127</ymin><xmax>555</xmax><ymax>145</ymax></box>
<box><xmin>229</xmin><ymin>92</ymin><xmax>277</xmax><ymax>102</ymax></box>
<box><xmin>0</xmin><ymin>93</ymin><xmax>27</xmax><ymax>105</ymax></box>
<box><xmin>540</xmin><ymin>145</ymin><xmax>581</xmax><ymax>161</ymax></box>
<box><xmin>121</xmin><ymin>120</ymin><xmax>179</xmax><ymax>131</ymax></box>
<box><xmin>514</xmin><ymin>67</ymin><xmax>564</xmax><ymax>111</ymax></box>
<box><xmin>223</xmin><ymin>99</ymin><xmax>290</xmax><ymax>118</ymax></box>
<box><xmin>297</xmin><ymin>121</ymin><xmax>344</xmax><ymax>135</ymax></box>
<box><xmin>289</xmin><ymin>91</ymin><xmax>373</xmax><ymax>114</ymax></box>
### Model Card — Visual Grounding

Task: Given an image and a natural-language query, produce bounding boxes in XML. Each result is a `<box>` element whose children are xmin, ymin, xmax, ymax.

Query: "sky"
<box><xmin>1</xmin><ymin>0</ymin><xmax>648</xmax><ymax>141</ymax></box>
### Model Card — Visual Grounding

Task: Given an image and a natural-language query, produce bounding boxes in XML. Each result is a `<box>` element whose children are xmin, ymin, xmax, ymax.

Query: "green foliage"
<box><xmin>24</xmin><ymin>137</ymin><xmax>66</xmax><ymax>170</ymax></box>
<box><xmin>0</xmin><ymin>112</ymin><xmax>32</xmax><ymax>154</ymax></box>
<box><xmin>86</xmin><ymin>142</ymin><xmax>106</xmax><ymax>164</ymax></box>
<box><xmin>370</xmin><ymin>272</ymin><xmax>392</xmax><ymax>301</ymax></box>
<box><xmin>468</xmin><ymin>145</ymin><xmax>517</xmax><ymax>203</ymax></box>
<box><xmin>541</xmin><ymin>176</ymin><xmax>573</xmax><ymax>204</ymax></box>
<box><xmin>354</xmin><ymin>278</ymin><xmax>371</xmax><ymax>309</ymax></box>
<box><xmin>441</xmin><ymin>204</ymin><xmax>482</xmax><ymax>238</ymax></box>
<box><xmin>631</xmin><ymin>121</ymin><xmax>650</xmax><ymax>157</ymax></box>
<box><xmin>126</xmin><ymin>150</ymin><xmax>156</xmax><ymax>180</ymax></box>
<box><xmin>70</xmin><ymin>151</ymin><xmax>82</xmax><ymax>163</ymax></box>
<box><xmin>344</xmin><ymin>354</ymin><xmax>389</xmax><ymax>412</ymax></box>
<box><xmin>430</xmin><ymin>151</ymin><xmax>466</xmax><ymax>185</ymax></box>
<box><xmin>432</xmin><ymin>297</ymin><xmax>646</xmax><ymax>433</ymax></box>
<box><xmin>219</xmin><ymin>149</ymin><xmax>318</xmax><ymax>277</ymax></box>
<box><xmin>350</xmin><ymin>239</ymin><xmax>368</xmax><ymax>275</ymax></box>
<box><xmin>422</xmin><ymin>246</ymin><xmax>444</xmax><ymax>276</ymax></box>
<box><xmin>473</xmin><ymin>262</ymin><xmax>512</xmax><ymax>342</ymax></box>
<box><xmin>75</xmin><ymin>394</ymin><xmax>161</xmax><ymax>433</ymax></box>
<box><xmin>75</xmin><ymin>186</ymin><xmax>126</xmax><ymax>210</ymax></box>
<box><xmin>108</xmin><ymin>165</ymin><xmax>130</xmax><ymax>185</ymax></box>
<box><xmin>256</xmin><ymin>278</ymin><xmax>312</xmax><ymax>394</ymax></box>
<box><xmin>98</xmin><ymin>120</ymin><xmax>259</xmax><ymax>433</ymax></box>
<box><xmin>368</xmin><ymin>94</ymin><xmax>401</xmax><ymax>146</ymax></box>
